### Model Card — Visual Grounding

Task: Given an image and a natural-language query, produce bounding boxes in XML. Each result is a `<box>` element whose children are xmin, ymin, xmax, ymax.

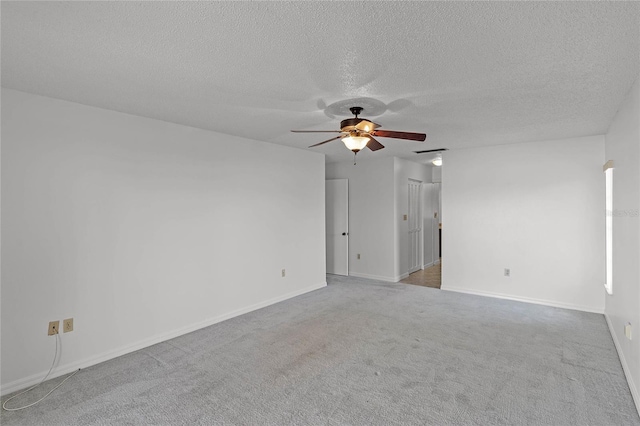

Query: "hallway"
<box><xmin>400</xmin><ymin>262</ymin><xmax>441</xmax><ymax>289</ymax></box>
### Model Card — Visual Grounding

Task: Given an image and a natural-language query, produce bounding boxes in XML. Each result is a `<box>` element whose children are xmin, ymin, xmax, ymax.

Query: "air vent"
<box><xmin>414</xmin><ymin>148</ymin><xmax>448</xmax><ymax>154</ymax></box>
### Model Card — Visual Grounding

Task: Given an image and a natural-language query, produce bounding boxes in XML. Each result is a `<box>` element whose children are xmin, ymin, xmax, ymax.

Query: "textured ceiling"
<box><xmin>2</xmin><ymin>1</ymin><xmax>639</xmax><ymax>164</ymax></box>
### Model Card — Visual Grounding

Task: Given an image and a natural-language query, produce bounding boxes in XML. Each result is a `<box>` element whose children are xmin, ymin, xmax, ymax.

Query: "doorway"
<box><xmin>401</xmin><ymin>182</ymin><xmax>441</xmax><ymax>289</ymax></box>
<box><xmin>325</xmin><ymin>179</ymin><xmax>349</xmax><ymax>275</ymax></box>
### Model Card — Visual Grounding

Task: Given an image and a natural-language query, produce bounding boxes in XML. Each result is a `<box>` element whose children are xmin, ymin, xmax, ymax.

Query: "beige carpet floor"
<box><xmin>401</xmin><ymin>262</ymin><xmax>441</xmax><ymax>289</ymax></box>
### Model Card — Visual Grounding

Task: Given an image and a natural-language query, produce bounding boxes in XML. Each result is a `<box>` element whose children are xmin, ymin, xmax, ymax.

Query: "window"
<box><xmin>604</xmin><ymin>160</ymin><xmax>614</xmax><ymax>295</ymax></box>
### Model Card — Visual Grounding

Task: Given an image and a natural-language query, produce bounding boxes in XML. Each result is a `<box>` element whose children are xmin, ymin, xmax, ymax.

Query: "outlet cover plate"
<box><xmin>48</xmin><ymin>320</ymin><xmax>59</xmax><ymax>336</ymax></box>
<box><xmin>625</xmin><ymin>323</ymin><xmax>632</xmax><ymax>340</ymax></box>
<box><xmin>63</xmin><ymin>318</ymin><xmax>74</xmax><ymax>333</ymax></box>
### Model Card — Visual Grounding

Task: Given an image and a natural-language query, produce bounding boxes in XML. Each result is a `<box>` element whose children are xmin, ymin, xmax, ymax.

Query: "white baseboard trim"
<box><xmin>434</xmin><ymin>259</ymin><xmax>441</xmax><ymax>266</ymax></box>
<box><xmin>422</xmin><ymin>261</ymin><xmax>434</xmax><ymax>269</ymax></box>
<box><xmin>348</xmin><ymin>272</ymin><xmax>399</xmax><ymax>283</ymax></box>
<box><xmin>1</xmin><ymin>281</ymin><xmax>327</xmax><ymax>396</ymax></box>
<box><xmin>605</xmin><ymin>313</ymin><xmax>640</xmax><ymax>416</ymax></box>
<box><xmin>397</xmin><ymin>272</ymin><xmax>410</xmax><ymax>281</ymax></box>
<box><xmin>442</xmin><ymin>286</ymin><xmax>604</xmax><ymax>314</ymax></box>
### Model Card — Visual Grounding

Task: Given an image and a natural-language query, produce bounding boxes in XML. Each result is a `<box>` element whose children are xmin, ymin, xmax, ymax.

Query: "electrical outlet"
<box><xmin>504</xmin><ymin>268</ymin><xmax>510</xmax><ymax>277</ymax></box>
<box><xmin>281</xmin><ymin>269</ymin><xmax>286</xmax><ymax>277</ymax></box>
<box><xmin>48</xmin><ymin>320</ymin><xmax>59</xmax><ymax>336</ymax></box>
<box><xmin>625</xmin><ymin>323</ymin><xmax>632</xmax><ymax>340</ymax></box>
<box><xmin>63</xmin><ymin>318</ymin><xmax>74</xmax><ymax>333</ymax></box>
<box><xmin>357</xmin><ymin>253</ymin><xmax>361</xmax><ymax>260</ymax></box>
<box><xmin>403</xmin><ymin>214</ymin><xmax>408</xmax><ymax>221</ymax></box>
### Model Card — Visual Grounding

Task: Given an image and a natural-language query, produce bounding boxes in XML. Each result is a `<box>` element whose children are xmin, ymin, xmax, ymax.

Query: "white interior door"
<box><xmin>326</xmin><ymin>179</ymin><xmax>349</xmax><ymax>275</ymax></box>
<box><xmin>408</xmin><ymin>179</ymin><xmax>422</xmax><ymax>274</ymax></box>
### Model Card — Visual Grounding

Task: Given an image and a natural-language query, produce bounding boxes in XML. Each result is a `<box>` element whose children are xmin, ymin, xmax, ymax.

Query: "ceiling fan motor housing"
<box><xmin>340</xmin><ymin>117</ymin><xmax>366</xmax><ymax>132</ymax></box>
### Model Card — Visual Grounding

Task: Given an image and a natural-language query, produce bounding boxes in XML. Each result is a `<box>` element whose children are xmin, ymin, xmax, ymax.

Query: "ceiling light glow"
<box><xmin>342</xmin><ymin>136</ymin><xmax>369</xmax><ymax>152</ymax></box>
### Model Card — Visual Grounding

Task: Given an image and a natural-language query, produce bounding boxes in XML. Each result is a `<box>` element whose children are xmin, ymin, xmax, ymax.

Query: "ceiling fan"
<box><xmin>291</xmin><ymin>106</ymin><xmax>426</xmax><ymax>162</ymax></box>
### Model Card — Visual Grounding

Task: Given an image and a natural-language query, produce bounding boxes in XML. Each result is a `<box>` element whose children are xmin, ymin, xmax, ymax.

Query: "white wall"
<box><xmin>432</xmin><ymin>165</ymin><xmax>442</xmax><ymax>183</ymax></box>
<box><xmin>393</xmin><ymin>158</ymin><xmax>432</xmax><ymax>279</ymax></box>
<box><xmin>604</xmin><ymin>75</ymin><xmax>640</xmax><ymax>412</ymax></box>
<box><xmin>1</xmin><ymin>89</ymin><xmax>327</xmax><ymax>394</ymax></box>
<box><xmin>326</xmin><ymin>157</ymin><xmax>396</xmax><ymax>281</ymax></box>
<box><xmin>442</xmin><ymin>136</ymin><xmax>605</xmax><ymax>313</ymax></box>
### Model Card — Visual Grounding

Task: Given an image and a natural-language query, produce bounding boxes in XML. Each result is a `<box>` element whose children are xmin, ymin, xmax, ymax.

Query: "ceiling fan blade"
<box><xmin>291</xmin><ymin>130</ymin><xmax>341</xmax><ymax>133</ymax></box>
<box><xmin>355</xmin><ymin>120</ymin><xmax>381</xmax><ymax>132</ymax></box>
<box><xmin>366</xmin><ymin>136</ymin><xmax>385</xmax><ymax>151</ymax></box>
<box><xmin>309</xmin><ymin>135</ymin><xmax>343</xmax><ymax>148</ymax></box>
<box><xmin>371</xmin><ymin>130</ymin><xmax>426</xmax><ymax>141</ymax></box>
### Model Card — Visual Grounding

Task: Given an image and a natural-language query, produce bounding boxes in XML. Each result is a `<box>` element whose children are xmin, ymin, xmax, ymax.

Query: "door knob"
<box><xmin>342</xmin><ymin>232</ymin><xmax>348</xmax><ymax>236</ymax></box>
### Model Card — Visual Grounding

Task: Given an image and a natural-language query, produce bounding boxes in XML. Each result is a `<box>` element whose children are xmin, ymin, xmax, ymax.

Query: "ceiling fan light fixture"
<box><xmin>342</xmin><ymin>136</ymin><xmax>369</xmax><ymax>152</ymax></box>
<box><xmin>432</xmin><ymin>157</ymin><xmax>442</xmax><ymax>166</ymax></box>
